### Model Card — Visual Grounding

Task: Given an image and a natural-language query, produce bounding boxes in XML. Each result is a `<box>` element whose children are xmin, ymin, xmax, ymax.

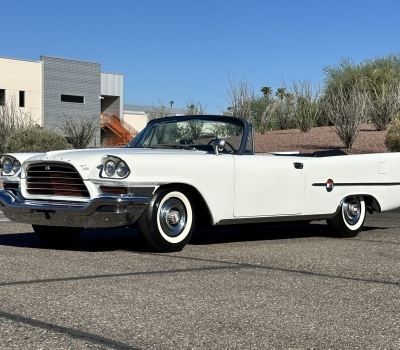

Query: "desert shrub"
<box><xmin>272</xmin><ymin>88</ymin><xmax>295</xmax><ymax>130</ymax></box>
<box><xmin>323</xmin><ymin>83</ymin><xmax>371</xmax><ymax>149</ymax></box>
<box><xmin>59</xmin><ymin>115</ymin><xmax>99</xmax><ymax>149</ymax></box>
<box><xmin>323</xmin><ymin>55</ymin><xmax>400</xmax><ymax>131</ymax></box>
<box><xmin>370</xmin><ymin>82</ymin><xmax>400</xmax><ymax>131</ymax></box>
<box><xmin>291</xmin><ymin>80</ymin><xmax>321</xmax><ymax>132</ymax></box>
<box><xmin>4</xmin><ymin>127</ymin><xmax>69</xmax><ymax>153</ymax></box>
<box><xmin>0</xmin><ymin>95</ymin><xmax>35</xmax><ymax>153</ymax></box>
<box><xmin>385</xmin><ymin>118</ymin><xmax>400</xmax><ymax>152</ymax></box>
<box><xmin>250</xmin><ymin>95</ymin><xmax>277</xmax><ymax>133</ymax></box>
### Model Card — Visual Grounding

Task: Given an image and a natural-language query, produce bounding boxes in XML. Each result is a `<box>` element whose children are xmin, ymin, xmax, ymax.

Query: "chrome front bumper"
<box><xmin>0</xmin><ymin>190</ymin><xmax>150</xmax><ymax>228</ymax></box>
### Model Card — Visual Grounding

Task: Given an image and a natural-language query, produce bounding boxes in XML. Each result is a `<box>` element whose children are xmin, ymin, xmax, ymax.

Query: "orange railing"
<box><xmin>101</xmin><ymin>113</ymin><xmax>138</xmax><ymax>146</ymax></box>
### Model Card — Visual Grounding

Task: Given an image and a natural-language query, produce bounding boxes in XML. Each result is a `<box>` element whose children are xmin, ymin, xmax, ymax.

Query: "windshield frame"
<box><xmin>125</xmin><ymin>115</ymin><xmax>253</xmax><ymax>155</ymax></box>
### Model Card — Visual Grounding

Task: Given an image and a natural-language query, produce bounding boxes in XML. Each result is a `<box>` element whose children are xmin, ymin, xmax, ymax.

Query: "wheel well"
<box><xmin>363</xmin><ymin>195</ymin><xmax>381</xmax><ymax>213</ymax></box>
<box><xmin>157</xmin><ymin>183</ymin><xmax>213</xmax><ymax>228</ymax></box>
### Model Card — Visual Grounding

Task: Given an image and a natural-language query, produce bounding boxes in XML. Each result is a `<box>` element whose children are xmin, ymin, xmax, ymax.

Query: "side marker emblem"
<box><xmin>326</xmin><ymin>179</ymin><xmax>334</xmax><ymax>192</ymax></box>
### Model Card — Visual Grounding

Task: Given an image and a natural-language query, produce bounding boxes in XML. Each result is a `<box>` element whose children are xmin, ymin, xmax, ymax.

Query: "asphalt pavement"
<box><xmin>0</xmin><ymin>208</ymin><xmax>399</xmax><ymax>349</ymax></box>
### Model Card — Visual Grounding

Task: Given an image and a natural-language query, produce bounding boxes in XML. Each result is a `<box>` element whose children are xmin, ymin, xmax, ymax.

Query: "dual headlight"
<box><xmin>102</xmin><ymin>156</ymin><xmax>130</xmax><ymax>178</ymax></box>
<box><xmin>1</xmin><ymin>157</ymin><xmax>21</xmax><ymax>176</ymax></box>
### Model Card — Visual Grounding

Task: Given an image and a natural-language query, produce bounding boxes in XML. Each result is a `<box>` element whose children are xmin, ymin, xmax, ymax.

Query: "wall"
<box><xmin>41</xmin><ymin>56</ymin><xmax>101</xmax><ymax>147</ymax></box>
<box><xmin>101</xmin><ymin>72</ymin><xmax>123</xmax><ymax>117</ymax></box>
<box><xmin>123</xmin><ymin>112</ymin><xmax>149</xmax><ymax>132</ymax></box>
<box><xmin>0</xmin><ymin>57</ymin><xmax>43</xmax><ymax>124</ymax></box>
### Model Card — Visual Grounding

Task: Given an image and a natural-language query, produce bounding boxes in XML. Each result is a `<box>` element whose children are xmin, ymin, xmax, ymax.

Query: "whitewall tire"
<box><xmin>138</xmin><ymin>188</ymin><xmax>195</xmax><ymax>252</ymax></box>
<box><xmin>327</xmin><ymin>196</ymin><xmax>366</xmax><ymax>238</ymax></box>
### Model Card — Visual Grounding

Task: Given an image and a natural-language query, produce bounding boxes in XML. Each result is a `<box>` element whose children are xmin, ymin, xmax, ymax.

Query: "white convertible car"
<box><xmin>1</xmin><ymin>115</ymin><xmax>399</xmax><ymax>252</ymax></box>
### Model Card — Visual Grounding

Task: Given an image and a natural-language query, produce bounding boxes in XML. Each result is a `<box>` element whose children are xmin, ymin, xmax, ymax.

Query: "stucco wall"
<box><xmin>0</xmin><ymin>57</ymin><xmax>43</xmax><ymax>125</ymax></box>
<box><xmin>123</xmin><ymin>112</ymin><xmax>149</xmax><ymax>132</ymax></box>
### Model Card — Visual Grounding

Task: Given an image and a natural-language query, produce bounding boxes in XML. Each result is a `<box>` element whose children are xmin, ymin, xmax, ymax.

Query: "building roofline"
<box><xmin>101</xmin><ymin>71</ymin><xmax>123</xmax><ymax>76</ymax></box>
<box><xmin>0</xmin><ymin>56</ymin><xmax>42</xmax><ymax>64</ymax></box>
<box><xmin>40</xmin><ymin>55</ymin><xmax>101</xmax><ymax>65</ymax></box>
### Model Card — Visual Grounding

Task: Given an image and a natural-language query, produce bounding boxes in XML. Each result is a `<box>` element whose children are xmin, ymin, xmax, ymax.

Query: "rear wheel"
<box><xmin>137</xmin><ymin>188</ymin><xmax>195</xmax><ymax>252</ymax></box>
<box><xmin>32</xmin><ymin>225</ymin><xmax>83</xmax><ymax>245</ymax></box>
<box><xmin>327</xmin><ymin>196</ymin><xmax>366</xmax><ymax>238</ymax></box>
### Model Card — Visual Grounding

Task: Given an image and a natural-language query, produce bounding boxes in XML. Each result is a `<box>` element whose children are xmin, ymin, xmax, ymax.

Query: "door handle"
<box><xmin>293</xmin><ymin>162</ymin><xmax>303</xmax><ymax>169</ymax></box>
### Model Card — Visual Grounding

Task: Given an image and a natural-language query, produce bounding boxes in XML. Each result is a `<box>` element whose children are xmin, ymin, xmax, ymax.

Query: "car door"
<box><xmin>233</xmin><ymin>155</ymin><xmax>306</xmax><ymax>217</ymax></box>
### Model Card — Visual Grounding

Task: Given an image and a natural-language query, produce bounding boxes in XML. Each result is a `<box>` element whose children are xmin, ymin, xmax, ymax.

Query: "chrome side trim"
<box><xmin>312</xmin><ymin>182</ymin><xmax>400</xmax><ymax>187</ymax></box>
<box><xmin>215</xmin><ymin>213</ymin><xmax>339</xmax><ymax>226</ymax></box>
<box><xmin>0</xmin><ymin>190</ymin><xmax>150</xmax><ymax>228</ymax></box>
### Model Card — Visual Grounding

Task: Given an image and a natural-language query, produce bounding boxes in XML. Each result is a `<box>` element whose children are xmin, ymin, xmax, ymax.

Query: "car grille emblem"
<box><xmin>45</xmin><ymin>166</ymin><xmax>51</xmax><ymax>171</ymax></box>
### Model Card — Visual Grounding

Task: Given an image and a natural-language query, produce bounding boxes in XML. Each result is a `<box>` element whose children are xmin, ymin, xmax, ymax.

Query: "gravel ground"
<box><xmin>255</xmin><ymin>124</ymin><xmax>388</xmax><ymax>154</ymax></box>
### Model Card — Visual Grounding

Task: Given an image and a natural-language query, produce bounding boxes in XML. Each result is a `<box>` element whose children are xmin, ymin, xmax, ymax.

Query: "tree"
<box><xmin>0</xmin><ymin>94</ymin><xmax>35</xmax><ymax>153</ymax></box>
<box><xmin>273</xmin><ymin>88</ymin><xmax>295</xmax><ymax>130</ymax></box>
<box><xmin>169</xmin><ymin>101</ymin><xmax>174</xmax><ymax>108</ymax></box>
<box><xmin>184</xmin><ymin>100</ymin><xmax>207</xmax><ymax>115</ymax></box>
<box><xmin>261</xmin><ymin>86</ymin><xmax>273</xmax><ymax>98</ymax></box>
<box><xmin>290</xmin><ymin>80</ymin><xmax>321</xmax><ymax>132</ymax></box>
<box><xmin>385</xmin><ymin>118</ymin><xmax>400</xmax><ymax>151</ymax></box>
<box><xmin>323</xmin><ymin>83</ymin><xmax>371</xmax><ymax>149</ymax></box>
<box><xmin>148</xmin><ymin>101</ymin><xmax>171</xmax><ymax>121</ymax></box>
<box><xmin>275</xmin><ymin>87</ymin><xmax>287</xmax><ymax>100</ymax></box>
<box><xmin>59</xmin><ymin>115</ymin><xmax>99</xmax><ymax>149</ymax></box>
<box><xmin>251</xmin><ymin>95</ymin><xmax>277</xmax><ymax>134</ymax></box>
<box><xmin>224</xmin><ymin>73</ymin><xmax>254</xmax><ymax>121</ymax></box>
<box><xmin>323</xmin><ymin>54</ymin><xmax>400</xmax><ymax>130</ymax></box>
<box><xmin>369</xmin><ymin>81</ymin><xmax>400</xmax><ymax>131</ymax></box>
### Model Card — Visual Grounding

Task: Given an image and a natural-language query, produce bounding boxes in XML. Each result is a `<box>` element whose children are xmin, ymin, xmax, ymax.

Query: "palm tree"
<box><xmin>169</xmin><ymin>101</ymin><xmax>174</xmax><ymax>108</ymax></box>
<box><xmin>261</xmin><ymin>86</ymin><xmax>273</xmax><ymax>99</ymax></box>
<box><xmin>275</xmin><ymin>88</ymin><xmax>286</xmax><ymax>100</ymax></box>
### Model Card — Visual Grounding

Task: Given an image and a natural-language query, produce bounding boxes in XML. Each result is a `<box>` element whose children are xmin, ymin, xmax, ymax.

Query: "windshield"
<box><xmin>128</xmin><ymin>118</ymin><xmax>244</xmax><ymax>153</ymax></box>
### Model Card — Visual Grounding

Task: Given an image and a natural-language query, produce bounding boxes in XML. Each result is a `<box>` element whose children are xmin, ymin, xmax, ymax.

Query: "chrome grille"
<box><xmin>26</xmin><ymin>163</ymin><xmax>90</xmax><ymax>198</ymax></box>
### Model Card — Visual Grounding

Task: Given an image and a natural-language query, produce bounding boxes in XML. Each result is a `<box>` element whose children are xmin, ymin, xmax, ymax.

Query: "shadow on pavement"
<box><xmin>0</xmin><ymin>222</ymin><xmax>385</xmax><ymax>252</ymax></box>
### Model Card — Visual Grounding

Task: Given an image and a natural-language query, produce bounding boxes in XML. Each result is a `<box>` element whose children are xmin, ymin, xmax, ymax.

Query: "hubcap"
<box><xmin>167</xmin><ymin>210</ymin><xmax>181</xmax><ymax>225</ymax></box>
<box><xmin>343</xmin><ymin>197</ymin><xmax>361</xmax><ymax>225</ymax></box>
<box><xmin>159</xmin><ymin>198</ymin><xmax>187</xmax><ymax>237</ymax></box>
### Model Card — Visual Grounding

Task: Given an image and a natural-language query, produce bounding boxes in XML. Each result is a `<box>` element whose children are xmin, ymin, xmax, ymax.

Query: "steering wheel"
<box><xmin>207</xmin><ymin>139</ymin><xmax>236</xmax><ymax>152</ymax></box>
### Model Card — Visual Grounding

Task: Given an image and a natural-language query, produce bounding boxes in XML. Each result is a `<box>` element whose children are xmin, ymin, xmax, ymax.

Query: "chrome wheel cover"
<box><xmin>159</xmin><ymin>198</ymin><xmax>187</xmax><ymax>237</ymax></box>
<box><xmin>343</xmin><ymin>197</ymin><xmax>361</xmax><ymax>226</ymax></box>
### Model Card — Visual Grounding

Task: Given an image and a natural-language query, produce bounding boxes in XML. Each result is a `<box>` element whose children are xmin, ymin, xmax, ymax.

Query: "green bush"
<box><xmin>385</xmin><ymin>118</ymin><xmax>400</xmax><ymax>152</ymax></box>
<box><xmin>4</xmin><ymin>127</ymin><xmax>69</xmax><ymax>153</ymax></box>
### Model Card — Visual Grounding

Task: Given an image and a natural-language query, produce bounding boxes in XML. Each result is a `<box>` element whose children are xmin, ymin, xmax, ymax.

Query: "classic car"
<box><xmin>1</xmin><ymin>115</ymin><xmax>400</xmax><ymax>252</ymax></box>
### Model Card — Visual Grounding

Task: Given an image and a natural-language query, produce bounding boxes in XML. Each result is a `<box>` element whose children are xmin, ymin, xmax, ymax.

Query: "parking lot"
<box><xmin>0</xmin><ymin>209</ymin><xmax>399</xmax><ymax>349</ymax></box>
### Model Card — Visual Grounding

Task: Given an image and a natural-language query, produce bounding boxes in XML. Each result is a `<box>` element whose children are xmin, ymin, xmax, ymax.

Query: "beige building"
<box><xmin>123</xmin><ymin>104</ymin><xmax>185</xmax><ymax>132</ymax></box>
<box><xmin>0</xmin><ymin>57</ymin><xmax>43</xmax><ymax>125</ymax></box>
<box><xmin>1</xmin><ymin>55</ymin><xmax>186</xmax><ymax>146</ymax></box>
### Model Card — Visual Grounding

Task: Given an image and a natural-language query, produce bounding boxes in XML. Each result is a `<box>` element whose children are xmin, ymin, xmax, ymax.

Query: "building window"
<box><xmin>19</xmin><ymin>91</ymin><xmax>25</xmax><ymax>108</ymax></box>
<box><xmin>0</xmin><ymin>89</ymin><xmax>5</xmax><ymax>106</ymax></box>
<box><xmin>61</xmin><ymin>94</ymin><xmax>84</xmax><ymax>104</ymax></box>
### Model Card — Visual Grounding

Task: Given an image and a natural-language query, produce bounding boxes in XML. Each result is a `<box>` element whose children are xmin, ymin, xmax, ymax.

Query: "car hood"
<box><xmin>25</xmin><ymin>147</ymin><xmax>201</xmax><ymax>161</ymax></box>
<box><xmin>22</xmin><ymin>148</ymin><xmax>206</xmax><ymax>179</ymax></box>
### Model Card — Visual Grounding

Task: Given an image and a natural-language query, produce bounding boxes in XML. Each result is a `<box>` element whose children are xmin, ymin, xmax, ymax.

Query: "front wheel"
<box><xmin>327</xmin><ymin>196</ymin><xmax>366</xmax><ymax>238</ymax></box>
<box><xmin>32</xmin><ymin>225</ymin><xmax>83</xmax><ymax>245</ymax></box>
<box><xmin>137</xmin><ymin>188</ymin><xmax>195</xmax><ymax>252</ymax></box>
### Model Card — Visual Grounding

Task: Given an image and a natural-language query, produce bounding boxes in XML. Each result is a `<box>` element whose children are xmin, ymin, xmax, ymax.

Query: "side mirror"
<box><xmin>211</xmin><ymin>138</ymin><xmax>226</xmax><ymax>156</ymax></box>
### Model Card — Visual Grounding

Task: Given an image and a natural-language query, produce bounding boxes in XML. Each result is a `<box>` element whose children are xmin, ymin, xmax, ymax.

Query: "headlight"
<box><xmin>116</xmin><ymin>161</ymin><xmax>128</xmax><ymax>177</ymax></box>
<box><xmin>12</xmin><ymin>160</ymin><xmax>21</xmax><ymax>174</ymax></box>
<box><xmin>102</xmin><ymin>156</ymin><xmax>130</xmax><ymax>179</ymax></box>
<box><xmin>2</xmin><ymin>159</ymin><xmax>13</xmax><ymax>175</ymax></box>
<box><xmin>105</xmin><ymin>160</ymin><xmax>116</xmax><ymax>177</ymax></box>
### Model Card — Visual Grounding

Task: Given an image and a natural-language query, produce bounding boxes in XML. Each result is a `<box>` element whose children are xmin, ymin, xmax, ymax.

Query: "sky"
<box><xmin>2</xmin><ymin>0</ymin><xmax>400</xmax><ymax>114</ymax></box>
